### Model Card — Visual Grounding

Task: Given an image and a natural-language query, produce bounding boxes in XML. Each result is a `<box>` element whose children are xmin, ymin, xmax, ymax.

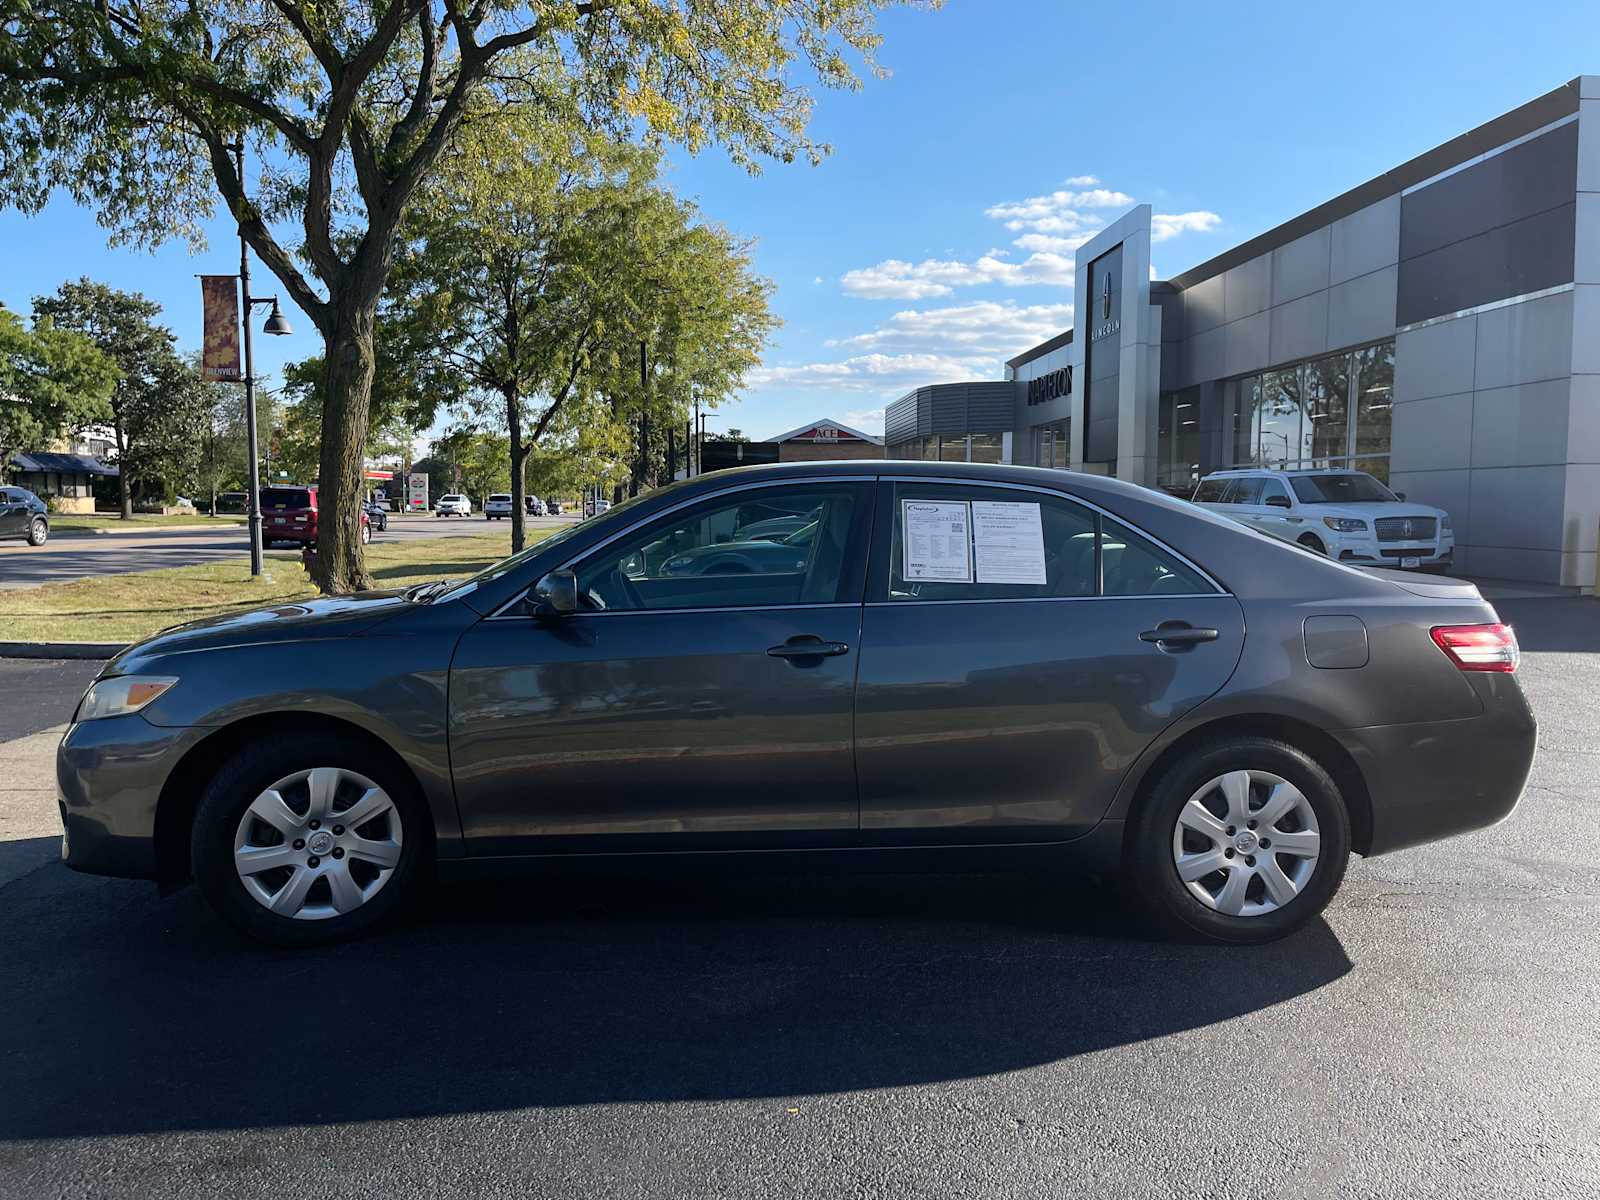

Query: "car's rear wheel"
<box><xmin>191</xmin><ymin>734</ymin><xmax>428</xmax><ymax>946</ymax></box>
<box><xmin>27</xmin><ymin>517</ymin><xmax>48</xmax><ymax>546</ymax></box>
<box><xmin>1126</xmin><ymin>736</ymin><xmax>1351</xmax><ymax>944</ymax></box>
<box><xmin>360</xmin><ymin>522</ymin><xmax>372</xmax><ymax>545</ymax></box>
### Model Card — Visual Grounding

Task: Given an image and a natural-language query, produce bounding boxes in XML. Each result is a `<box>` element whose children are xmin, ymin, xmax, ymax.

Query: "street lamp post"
<box><xmin>232</xmin><ymin>141</ymin><xmax>293</xmax><ymax>576</ymax></box>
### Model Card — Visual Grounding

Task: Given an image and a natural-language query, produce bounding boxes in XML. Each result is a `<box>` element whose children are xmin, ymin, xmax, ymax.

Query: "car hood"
<box><xmin>107</xmin><ymin>589</ymin><xmax>413</xmax><ymax>673</ymax></box>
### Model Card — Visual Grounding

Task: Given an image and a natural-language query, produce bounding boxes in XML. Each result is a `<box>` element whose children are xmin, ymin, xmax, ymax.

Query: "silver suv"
<box><xmin>1193</xmin><ymin>468</ymin><xmax>1454</xmax><ymax>572</ymax></box>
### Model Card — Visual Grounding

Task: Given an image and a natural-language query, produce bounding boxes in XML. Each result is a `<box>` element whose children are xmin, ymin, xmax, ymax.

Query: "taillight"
<box><xmin>1430</xmin><ymin>623</ymin><xmax>1519</xmax><ymax>672</ymax></box>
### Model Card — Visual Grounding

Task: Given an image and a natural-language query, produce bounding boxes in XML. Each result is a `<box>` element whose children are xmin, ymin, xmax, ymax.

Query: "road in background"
<box><xmin>0</xmin><ymin>598</ymin><xmax>1596</xmax><ymax>1197</ymax></box>
<box><xmin>0</xmin><ymin>514</ymin><xmax>574</xmax><ymax>590</ymax></box>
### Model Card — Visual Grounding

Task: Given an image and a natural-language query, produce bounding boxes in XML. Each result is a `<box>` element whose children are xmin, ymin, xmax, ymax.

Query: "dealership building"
<box><xmin>884</xmin><ymin>76</ymin><xmax>1600</xmax><ymax>585</ymax></box>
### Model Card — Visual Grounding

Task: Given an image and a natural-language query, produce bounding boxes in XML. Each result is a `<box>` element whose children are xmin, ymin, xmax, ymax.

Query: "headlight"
<box><xmin>1323</xmin><ymin>517</ymin><xmax>1368</xmax><ymax>533</ymax></box>
<box><xmin>76</xmin><ymin>675</ymin><xmax>178</xmax><ymax>722</ymax></box>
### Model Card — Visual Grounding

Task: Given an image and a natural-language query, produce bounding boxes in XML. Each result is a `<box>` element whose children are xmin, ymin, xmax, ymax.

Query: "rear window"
<box><xmin>488</xmin><ymin>494</ymin><xmax>511</xmax><ymax>502</ymax></box>
<box><xmin>261</xmin><ymin>488</ymin><xmax>313</xmax><ymax>510</ymax></box>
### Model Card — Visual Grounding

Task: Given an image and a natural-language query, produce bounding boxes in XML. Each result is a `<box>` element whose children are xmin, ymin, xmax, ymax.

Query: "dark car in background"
<box><xmin>362</xmin><ymin>501</ymin><xmax>388</xmax><ymax>533</ymax></box>
<box><xmin>0</xmin><ymin>486</ymin><xmax>50</xmax><ymax>546</ymax></box>
<box><xmin>57</xmin><ymin>461</ymin><xmax>1534</xmax><ymax>948</ymax></box>
<box><xmin>260</xmin><ymin>485</ymin><xmax>371</xmax><ymax>548</ymax></box>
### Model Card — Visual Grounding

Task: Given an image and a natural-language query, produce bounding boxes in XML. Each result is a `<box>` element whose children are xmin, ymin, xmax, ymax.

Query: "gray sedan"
<box><xmin>56</xmin><ymin>461</ymin><xmax>1535</xmax><ymax>946</ymax></box>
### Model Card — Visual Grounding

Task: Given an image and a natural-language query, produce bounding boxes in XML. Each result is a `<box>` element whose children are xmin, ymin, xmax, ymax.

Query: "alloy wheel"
<box><xmin>233</xmin><ymin>767</ymin><xmax>403</xmax><ymax>920</ymax></box>
<box><xmin>1170</xmin><ymin>769</ymin><xmax>1321</xmax><ymax>917</ymax></box>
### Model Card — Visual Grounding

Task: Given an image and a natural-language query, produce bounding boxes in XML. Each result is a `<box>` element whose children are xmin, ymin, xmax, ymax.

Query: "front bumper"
<box><xmin>1330</xmin><ymin>533</ymin><xmax>1455</xmax><ymax>570</ymax></box>
<box><xmin>1336</xmin><ymin>675</ymin><xmax>1536</xmax><ymax>856</ymax></box>
<box><xmin>56</xmin><ymin>714</ymin><xmax>203</xmax><ymax>880</ymax></box>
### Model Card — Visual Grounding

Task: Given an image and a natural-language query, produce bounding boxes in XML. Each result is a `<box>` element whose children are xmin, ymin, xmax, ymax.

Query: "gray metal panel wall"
<box><xmin>1397</xmin><ymin>122</ymin><xmax>1578</xmax><ymax>325</ymax></box>
<box><xmin>884</xmin><ymin>391</ymin><xmax>921</xmax><ymax>444</ymax></box>
<box><xmin>884</xmin><ymin>382</ymin><xmax>1018</xmax><ymax>444</ymax></box>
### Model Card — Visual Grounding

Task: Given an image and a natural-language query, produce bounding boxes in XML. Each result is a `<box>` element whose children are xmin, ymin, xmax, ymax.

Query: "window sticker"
<box><xmin>971</xmin><ymin>500</ymin><xmax>1048</xmax><ymax>585</ymax></box>
<box><xmin>901</xmin><ymin>500</ymin><xmax>972</xmax><ymax>582</ymax></box>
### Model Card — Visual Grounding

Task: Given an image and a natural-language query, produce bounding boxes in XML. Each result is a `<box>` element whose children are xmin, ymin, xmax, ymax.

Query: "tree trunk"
<box><xmin>311</xmin><ymin>300</ymin><xmax>378</xmax><ymax>594</ymax></box>
<box><xmin>506</xmin><ymin>383</ymin><xmax>527</xmax><ymax>555</ymax></box>
<box><xmin>114</xmin><ymin>413</ymin><xmax>132</xmax><ymax>519</ymax></box>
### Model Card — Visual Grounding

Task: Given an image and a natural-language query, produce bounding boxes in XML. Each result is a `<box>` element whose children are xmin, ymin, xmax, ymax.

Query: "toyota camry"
<box><xmin>56</xmin><ymin>461</ymin><xmax>1535</xmax><ymax>946</ymax></box>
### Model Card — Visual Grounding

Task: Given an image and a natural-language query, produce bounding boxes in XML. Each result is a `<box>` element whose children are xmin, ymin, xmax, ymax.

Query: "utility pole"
<box><xmin>231</xmin><ymin>141</ymin><xmax>293</xmax><ymax>576</ymax></box>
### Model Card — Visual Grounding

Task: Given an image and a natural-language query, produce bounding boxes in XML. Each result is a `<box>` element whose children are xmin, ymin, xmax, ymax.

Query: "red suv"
<box><xmin>260</xmin><ymin>486</ymin><xmax>371</xmax><ymax>548</ymax></box>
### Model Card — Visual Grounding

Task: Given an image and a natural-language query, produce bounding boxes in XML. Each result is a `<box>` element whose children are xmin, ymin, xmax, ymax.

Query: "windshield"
<box><xmin>1288</xmin><ymin>473</ymin><xmax>1396</xmax><ymax>504</ymax></box>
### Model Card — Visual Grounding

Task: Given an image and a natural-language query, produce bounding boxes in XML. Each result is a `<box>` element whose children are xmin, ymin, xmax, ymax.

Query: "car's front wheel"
<box><xmin>26</xmin><ymin>517</ymin><xmax>48</xmax><ymax>546</ymax></box>
<box><xmin>1296</xmin><ymin>533</ymin><xmax>1326</xmax><ymax>555</ymax></box>
<box><xmin>191</xmin><ymin>734</ymin><xmax>428</xmax><ymax>946</ymax></box>
<box><xmin>1126</xmin><ymin>736</ymin><xmax>1351</xmax><ymax>944</ymax></box>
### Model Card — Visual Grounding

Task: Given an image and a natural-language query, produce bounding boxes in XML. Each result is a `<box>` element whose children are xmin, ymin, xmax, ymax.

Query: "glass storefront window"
<box><xmin>1353</xmin><ymin>343</ymin><xmax>1394</xmax><ymax>457</ymax></box>
<box><xmin>1224</xmin><ymin>339</ymin><xmax>1392</xmax><ymax>479</ymax></box>
<box><xmin>939</xmin><ymin>435</ymin><xmax>968</xmax><ymax>462</ymax></box>
<box><xmin>1034</xmin><ymin>420</ymin><xmax>1070</xmax><ymax>470</ymax></box>
<box><xmin>968</xmin><ymin>433</ymin><xmax>1004</xmax><ymax>464</ymax></box>
<box><xmin>1257</xmin><ymin>369</ymin><xmax>1302</xmax><ymax>468</ymax></box>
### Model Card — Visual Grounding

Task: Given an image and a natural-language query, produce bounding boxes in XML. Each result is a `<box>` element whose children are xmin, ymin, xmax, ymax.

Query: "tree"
<box><xmin>386</xmin><ymin>113</ymin><xmax>774</xmax><ymax>552</ymax></box>
<box><xmin>0</xmin><ymin>309</ymin><xmax>117</xmax><ymax>470</ymax></box>
<box><xmin>32</xmin><ymin>279</ymin><xmax>197</xmax><ymax>516</ymax></box>
<box><xmin>1</xmin><ymin>1</ymin><xmax>934</xmax><ymax>593</ymax></box>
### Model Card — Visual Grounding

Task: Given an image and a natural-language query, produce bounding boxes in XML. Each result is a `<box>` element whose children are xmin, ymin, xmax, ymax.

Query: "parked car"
<box><xmin>59</xmin><ymin>461</ymin><xmax>1534</xmax><ymax>948</ymax></box>
<box><xmin>0</xmin><ymin>486</ymin><xmax>49</xmax><ymax>546</ymax></box>
<box><xmin>545</xmin><ymin>498</ymin><xmax>564</xmax><ymax>515</ymax></box>
<box><xmin>1193</xmin><ymin>468</ymin><xmax>1454</xmax><ymax>572</ymax></box>
<box><xmin>435</xmin><ymin>494</ymin><xmax>472</xmax><ymax>517</ymax></box>
<box><xmin>216</xmin><ymin>491</ymin><xmax>248</xmax><ymax>515</ymax></box>
<box><xmin>362</xmin><ymin>501</ymin><xmax>388</xmax><ymax>533</ymax></box>
<box><xmin>260</xmin><ymin>485</ymin><xmax>372</xmax><ymax>548</ymax></box>
<box><xmin>483</xmin><ymin>494</ymin><xmax>514</xmax><ymax>520</ymax></box>
<box><xmin>525</xmin><ymin>496</ymin><xmax>547</xmax><ymax>517</ymax></box>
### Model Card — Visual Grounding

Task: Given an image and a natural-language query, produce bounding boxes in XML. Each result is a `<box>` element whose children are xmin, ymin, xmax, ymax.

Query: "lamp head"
<box><xmin>262</xmin><ymin>301</ymin><xmax>293</xmax><ymax>336</ymax></box>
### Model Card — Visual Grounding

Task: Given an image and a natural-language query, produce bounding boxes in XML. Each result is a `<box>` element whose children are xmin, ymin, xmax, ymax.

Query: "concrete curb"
<box><xmin>0</xmin><ymin>642</ymin><xmax>125</xmax><ymax>660</ymax></box>
<box><xmin>49</xmin><ymin>523</ymin><xmax>246</xmax><ymax>538</ymax></box>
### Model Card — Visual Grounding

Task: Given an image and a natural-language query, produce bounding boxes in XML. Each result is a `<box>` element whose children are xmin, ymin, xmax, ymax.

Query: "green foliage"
<box><xmin>0</xmin><ymin>308</ymin><xmax>117</xmax><ymax>466</ymax></box>
<box><xmin>1</xmin><ymin>0</ymin><xmax>936</xmax><ymax>588</ymax></box>
<box><xmin>32</xmin><ymin>279</ymin><xmax>210</xmax><ymax>511</ymax></box>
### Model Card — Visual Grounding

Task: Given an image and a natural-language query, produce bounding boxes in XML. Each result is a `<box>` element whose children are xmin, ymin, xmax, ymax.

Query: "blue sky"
<box><xmin>3</xmin><ymin>0</ymin><xmax>1597</xmax><ymax>445</ymax></box>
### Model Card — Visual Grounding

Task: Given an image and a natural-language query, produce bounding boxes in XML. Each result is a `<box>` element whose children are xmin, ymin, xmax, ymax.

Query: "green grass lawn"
<box><xmin>50</xmin><ymin>513</ymin><xmax>248</xmax><ymax>532</ymax></box>
<box><xmin>5</xmin><ymin>530</ymin><xmax>546</xmax><ymax>644</ymax></box>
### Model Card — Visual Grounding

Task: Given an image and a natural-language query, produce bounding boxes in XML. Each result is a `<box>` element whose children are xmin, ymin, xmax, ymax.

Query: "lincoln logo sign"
<box><xmin>1091</xmin><ymin>272</ymin><xmax>1120</xmax><ymax>342</ymax></box>
<box><xmin>1027</xmin><ymin>366</ymin><xmax>1072</xmax><ymax>406</ymax></box>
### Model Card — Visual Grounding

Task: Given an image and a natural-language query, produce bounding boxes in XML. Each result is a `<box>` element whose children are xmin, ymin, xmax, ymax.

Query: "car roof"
<box><xmin>1201</xmin><ymin>467</ymin><xmax>1370</xmax><ymax>478</ymax></box>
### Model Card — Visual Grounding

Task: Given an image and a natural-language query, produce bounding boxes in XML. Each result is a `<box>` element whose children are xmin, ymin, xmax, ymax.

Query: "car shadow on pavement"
<box><xmin>0</xmin><ymin>856</ymin><xmax>1352</xmax><ymax>1140</ymax></box>
<box><xmin>1493</xmin><ymin>598</ymin><xmax>1600</xmax><ymax>653</ymax></box>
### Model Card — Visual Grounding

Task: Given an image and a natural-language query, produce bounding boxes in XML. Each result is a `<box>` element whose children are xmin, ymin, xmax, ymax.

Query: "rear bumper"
<box><xmin>1336</xmin><ymin>678</ymin><xmax>1536</xmax><ymax>856</ymax></box>
<box><xmin>56</xmin><ymin>714</ymin><xmax>203</xmax><ymax>880</ymax></box>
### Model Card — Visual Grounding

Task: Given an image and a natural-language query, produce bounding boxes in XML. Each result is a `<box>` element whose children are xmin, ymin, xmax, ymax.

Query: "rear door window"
<box><xmin>1193</xmin><ymin>478</ymin><xmax>1229</xmax><ymax>503</ymax></box>
<box><xmin>876</xmin><ymin>482</ymin><xmax>1217</xmax><ymax>601</ymax></box>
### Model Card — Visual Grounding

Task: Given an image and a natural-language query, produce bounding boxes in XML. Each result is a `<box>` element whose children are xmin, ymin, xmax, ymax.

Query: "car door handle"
<box><xmin>767</xmin><ymin>637</ymin><xmax>850</xmax><ymax>659</ymax></box>
<box><xmin>1139</xmin><ymin>624</ymin><xmax>1220</xmax><ymax>648</ymax></box>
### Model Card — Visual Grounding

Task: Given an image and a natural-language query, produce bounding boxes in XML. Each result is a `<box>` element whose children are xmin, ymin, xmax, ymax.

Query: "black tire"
<box><xmin>360</xmin><ymin>522</ymin><xmax>372</xmax><ymax>545</ymax></box>
<box><xmin>1125</xmin><ymin>736</ymin><xmax>1351</xmax><ymax>945</ymax></box>
<box><xmin>27</xmin><ymin>517</ymin><xmax>48</xmax><ymax>546</ymax></box>
<box><xmin>1296</xmin><ymin>534</ymin><xmax>1326</xmax><ymax>555</ymax></box>
<box><xmin>190</xmin><ymin>732</ymin><xmax>430</xmax><ymax>947</ymax></box>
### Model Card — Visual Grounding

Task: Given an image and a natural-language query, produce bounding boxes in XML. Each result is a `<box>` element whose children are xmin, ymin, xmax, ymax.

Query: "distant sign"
<box><xmin>790</xmin><ymin>424</ymin><xmax>860</xmax><ymax>443</ymax></box>
<box><xmin>406</xmin><ymin>472</ymin><xmax>429</xmax><ymax>512</ymax></box>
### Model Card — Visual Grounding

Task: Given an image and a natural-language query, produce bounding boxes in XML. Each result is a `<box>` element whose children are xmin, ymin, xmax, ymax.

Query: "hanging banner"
<box><xmin>200</xmin><ymin>275</ymin><xmax>242</xmax><ymax>381</ymax></box>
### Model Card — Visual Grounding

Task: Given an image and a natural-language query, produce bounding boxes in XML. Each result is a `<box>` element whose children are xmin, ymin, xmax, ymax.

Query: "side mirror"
<box><xmin>1394</xmin><ymin>491</ymin><xmax>1407</xmax><ymax>501</ymax></box>
<box><xmin>1265</xmin><ymin>494</ymin><xmax>1292</xmax><ymax>508</ymax></box>
<box><xmin>531</xmin><ymin>569</ymin><xmax>577</xmax><ymax>618</ymax></box>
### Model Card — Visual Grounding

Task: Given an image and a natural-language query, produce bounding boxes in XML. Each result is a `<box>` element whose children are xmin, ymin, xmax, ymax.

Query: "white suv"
<box><xmin>1192</xmin><ymin>468</ymin><xmax>1454</xmax><ymax>572</ymax></box>
<box><xmin>435</xmin><ymin>494</ymin><xmax>472</xmax><ymax>517</ymax></box>
<box><xmin>483</xmin><ymin>493</ymin><xmax>513</xmax><ymax>520</ymax></box>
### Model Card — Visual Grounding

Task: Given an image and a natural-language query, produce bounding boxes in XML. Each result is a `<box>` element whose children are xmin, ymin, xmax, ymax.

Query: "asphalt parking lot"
<box><xmin>0</xmin><ymin>597</ymin><xmax>1597</xmax><ymax>1199</ymax></box>
<box><xmin>0</xmin><ymin>513</ymin><xmax>568</xmax><ymax>590</ymax></box>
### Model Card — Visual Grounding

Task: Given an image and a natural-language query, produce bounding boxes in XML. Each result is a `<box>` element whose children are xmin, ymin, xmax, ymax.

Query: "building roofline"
<box><xmin>762</xmin><ymin>417</ymin><xmax>884</xmax><ymax>445</ymax></box>
<box><xmin>1168</xmin><ymin>77</ymin><xmax>1583</xmax><ymax>291</ymax></box>
<box><xmin>1006</xmin><ymin>327</ymin><xmax>1074</xmax><ymax>371</ymax></box>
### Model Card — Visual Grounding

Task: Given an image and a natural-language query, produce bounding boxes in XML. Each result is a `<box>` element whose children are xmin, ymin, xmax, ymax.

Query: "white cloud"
<box><xmin>1011</xmin><ymin>232</ymin><xmax>1094</xmax><ymax>255</ymax></box>
<box><xmin>1152</xmin><ymin>210</ymin><xmax>1222</xmax><ymax>242</ymax></box>
<box><xmin>812</xmin><ymin>275</ymin><xmax>823</xmax><ymax>285</ymax></box>
<box><xmin>748</xmin><ymin>351</ymin><xmax>996</xmax><ymax>395</ymax></box>
<box><xmin>984</xmin><ymin>188</ymin><xmax>1135</xmax><ymax>230</ymax></box>
<box><xmin>1063</xmin><ymin>174</ymin><xmax>1100</xmax><ymax>186</ymax></box>
<box><xmin>840</xmin><ymin>250</ymin><xmax>1074</xmax><ymax>300</ymax></box>
<box><xmin>842</xmin><ymin>408</ymin><xmax>886</xmax><ymax>434</ymax></box>
<box><xmin>832</xmin><ymin>299</ymin><xmax>1074</xmax><ymax>357</ymax></box>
